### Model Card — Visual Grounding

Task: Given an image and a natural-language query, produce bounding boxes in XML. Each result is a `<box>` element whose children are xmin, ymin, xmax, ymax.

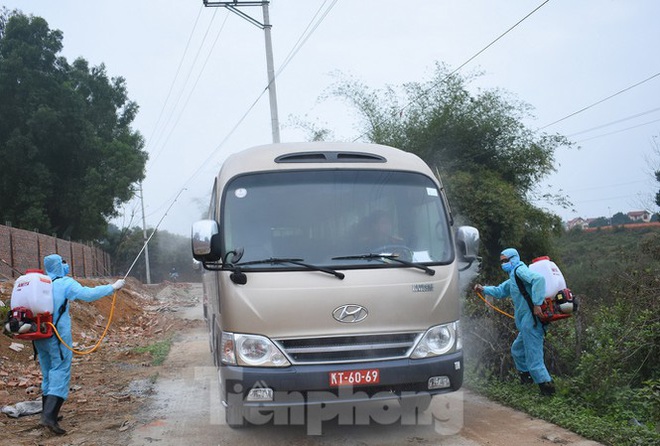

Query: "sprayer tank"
<box><xmin>10</xmin><ymin>271</ymin><xmax>54</xmax><ymax>314</ymax></box>
<box><xmin>529</xmin><ymin>256</ymin><xmax>566</xmax><ymax>299</ymax></box>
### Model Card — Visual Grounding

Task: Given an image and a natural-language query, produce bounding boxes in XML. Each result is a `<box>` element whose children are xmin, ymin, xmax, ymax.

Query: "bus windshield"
<box><xmin>222</xmin><ymin>169</ymin><xmax>454</xmax><ymax>269</ymax></box>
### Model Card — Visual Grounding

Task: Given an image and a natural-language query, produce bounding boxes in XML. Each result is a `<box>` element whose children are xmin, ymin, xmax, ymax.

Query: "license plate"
<box><xmin>329</xmin><ymin>369</ymin><xmax>380</xmax><ymax>387</ymax></box>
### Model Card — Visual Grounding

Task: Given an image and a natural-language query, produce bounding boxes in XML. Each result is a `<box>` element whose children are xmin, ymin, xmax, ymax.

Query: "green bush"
<box><xmin>0</xmin><ymin>301</ymin><xmax>8</xmax><ymax>324</ymax></box>
<box><xmin>464</xmin><ymin>227</ymin><xmax>660</xmax><ymax>445</ymax></box>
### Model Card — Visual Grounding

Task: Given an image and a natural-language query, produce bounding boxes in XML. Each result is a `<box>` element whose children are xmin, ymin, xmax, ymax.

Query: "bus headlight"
<box><xmin>411</xmin><ymin>322</ymin><xmax>457</xmax><ymax>358</ymax></box>
<box><xmin>233</xmin><ymin>333</ymin><xmax>290</xmax><ymax>367</ymax></box>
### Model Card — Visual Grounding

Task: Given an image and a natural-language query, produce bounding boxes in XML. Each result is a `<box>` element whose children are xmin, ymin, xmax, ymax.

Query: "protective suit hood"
<box><xmin>501</xmin><ymin>248</ymin><xmax>521</xmax><ymax>266</ymax></box>
<box><xmin>44</xmin><ymin>254</ymin><xmax>65</xmax><ymax>279</ymax></box>
<box><xmin>500</xmin><ymin>248</ymin><xmax>521</xmax><ymax>273</ymax></box>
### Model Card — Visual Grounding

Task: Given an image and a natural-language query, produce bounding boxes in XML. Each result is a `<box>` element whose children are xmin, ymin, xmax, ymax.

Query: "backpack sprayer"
<box><xmin>3</xmin><ymin>189</ymin><xmax>186</xmax><ymax>354</ymax></box>
<box><xmin>475</xmin><ymin>256</ymin><xmax>577</xmax><ymax>324</ymax></box>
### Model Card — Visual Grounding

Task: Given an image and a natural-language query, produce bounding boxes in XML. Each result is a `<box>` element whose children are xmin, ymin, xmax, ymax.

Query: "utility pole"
<box><xmin>139</xmin><ymin>182</ymin><xmax>152</xmax><ymax>284</ymax></box>
<box><xmin>203</xmin><ymin>1</ymin><xmax>280</xmax><ymax>143</ymax></box>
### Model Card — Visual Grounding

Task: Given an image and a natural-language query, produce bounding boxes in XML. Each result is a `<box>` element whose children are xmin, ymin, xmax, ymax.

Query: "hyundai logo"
<box><xmin>332</xmin><ymin>304</ymin><xmax>368</xmax><ymax>323</ymax></box>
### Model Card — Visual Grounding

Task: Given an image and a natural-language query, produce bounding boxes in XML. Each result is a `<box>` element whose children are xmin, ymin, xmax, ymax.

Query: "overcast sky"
<box><xmin>4</xmin><ymin>0</ymin><xmax>660</xmax><ymax>235</ymax></box>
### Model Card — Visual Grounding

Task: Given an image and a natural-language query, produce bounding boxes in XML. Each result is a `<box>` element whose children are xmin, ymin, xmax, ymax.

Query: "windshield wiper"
<box><xmin>234</xmin><ymin>257</ymin><xmax>344</xmax><ymax>280</ymax></box>
<box><xmin>331</xmin><ymin>253</ymin><xmax>435</xmax><ymax>276</ymax></box>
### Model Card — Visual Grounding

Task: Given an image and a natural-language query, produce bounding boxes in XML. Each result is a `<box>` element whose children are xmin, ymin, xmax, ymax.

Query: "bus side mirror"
<box><xmin>456</xmin><ymin>226</ymin><xmax>480</xmax><ymax>262</ymax></box>
<box><xmin>191</xmin><ymin>220</ymin><xmax>222</xmax><ymax>262</ymax></box>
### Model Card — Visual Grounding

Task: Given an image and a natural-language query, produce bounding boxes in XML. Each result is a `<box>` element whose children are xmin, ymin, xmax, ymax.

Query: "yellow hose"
<box><xmin>475</xmin><ymin>291</ymin><xmax>514</xmax><ymax>319</ymax></box>
<box><xmin>47</xmin><ymin>289</ymin><xmax>508</xmax><ymax>353</ymax></box>
<box><xmin>47</xmin><ymin>290</ymin><xmax>118</xmax><ymax>355</ymax></box>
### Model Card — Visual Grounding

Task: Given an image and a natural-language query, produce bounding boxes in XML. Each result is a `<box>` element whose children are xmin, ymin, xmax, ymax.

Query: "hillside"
<box><xmin>555</xmin><ymin>225</ymin><xmax>660</xmax><ymax>302</ymax></box>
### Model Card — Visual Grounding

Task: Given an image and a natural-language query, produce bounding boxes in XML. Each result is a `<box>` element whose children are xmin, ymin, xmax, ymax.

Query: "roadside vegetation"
<box><xmin>0</xmin><ymin>9</ymin><xmax>202</xmax><ymax>283</ymax></box>
<box><xmin>134</xmin><ymin>337</ymin><xmax>174</xmax><ymax>366</ymax></box>
<box><xmin>0</xmin><ymin>9</ymin><xmax>147</xmax><ymax>241</ymax></box>
<box><xmin>468</xmin><ymin>375</ymin><xmax>659</xmax><ymax>446</ymax></box>
<box><xmin>465</xmin><ymin>227</ymin><xmax>660</xmax><ymax>446</ymax></box>
<box><xmin>319</xmin><ymin>66</ymin><xmax>660</xmax><ymax>445</ymax></box>
<box><xmin>2</xmin><ymin>8</ymin><xmax>659</xmax><ymax>444</ymax></box>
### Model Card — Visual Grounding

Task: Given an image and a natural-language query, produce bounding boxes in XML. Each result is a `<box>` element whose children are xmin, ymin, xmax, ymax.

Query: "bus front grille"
<box><xmin>275</xmin><ymin>332</ymin><xmax>422</xmax><ymax>364</ymax></box>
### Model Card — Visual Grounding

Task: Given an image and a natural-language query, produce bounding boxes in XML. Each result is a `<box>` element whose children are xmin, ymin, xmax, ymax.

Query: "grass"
<box><xmin>466</xmin><ymin>372</ymin><xmax>660</xmax><ymax>446</ymax></box>
<box><xmin>133</xmin><ymin>337</ymin><xmax>173</xmax><ymax>366</ymax></box>
<box><xmin>0</xmin><ymin>304</ymin><xmax>8</xmax><ymax>324</ymax></box>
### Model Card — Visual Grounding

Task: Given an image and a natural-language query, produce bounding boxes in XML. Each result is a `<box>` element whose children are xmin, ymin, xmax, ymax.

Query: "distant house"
<box><xmin>567</xmin><ymin>210</ymin><xmax>657</xmax><ymax>229</ymax></box>
<box><xmin>627</xmin><ymin>210</ymin><xmax>651</xmax><ymax>223</ymax></box>
<box><xmin>567</xmin><ymin>217</ymin><xmax>589</xmax><ymax>230</ymax></box>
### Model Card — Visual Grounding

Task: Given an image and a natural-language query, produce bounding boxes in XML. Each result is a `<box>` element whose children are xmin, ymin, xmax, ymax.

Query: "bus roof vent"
<box><xmin>275</xmin><ymin>151</ymin><xmax>386</xmax><ymax>164</ymax></box>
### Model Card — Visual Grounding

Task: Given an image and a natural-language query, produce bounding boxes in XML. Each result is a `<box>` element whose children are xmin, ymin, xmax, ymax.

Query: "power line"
<box><xmin>147</xmin><ymin>11</ymin><xmax>231</xmax><ymax>169</ymax></box>
<box><xmin>180</xmin><ymin>1</ymin><xmax>340</xmax><ymax>191</ymax></box>
<box><xmin>144</xmin><ymin>6</ymin><xmax>204</xmax><ymax>163</ymax></box>
<box><xmin>143</xmin><ymin>1</ymin><xmax>339</xmax><ymax>220</ymax></box>
<box><xmin>143</xmin><ymin>1</ymin><xmax>544</xmax><ymax>221</ymax></box>
<box><xmin>563</xmin><ymin>180</ymin><xmax>648</xmax><ymax>193</ymax></box>
<box><xmin>148</xmin><ymin>8</ymin><xmax>222</xmax><ymax>165</ymax></box>
<box><xmin>566</xmin><ymin>106</ymin><xmax>660</xmax><ymax>137</ymax></box>
<box><xmin>570</xmin><ymin>193</ymin><xmax>643</xmax><ymax>204</ymax></box>
<box><xmin>143</xmin><ymin>10</ymin><xmax>235</xmax><ymax>222</ymax></box>
<box><xmin>351</xmin><ymin>0</ymin><xmax>551</xmax><ymax>142</ymax></box>
<box><xmin>401</xmin><ymin>0</ymin><xmax>551</xmax><ymax>116</ymax></box>
<box><xmin>274</xmin><ymin>0</ymin><xmax>339</xmax><ymax>81</ymax></box>
<box><xmin>540</xmin><ymin>71</ymin><xmax>660</xmax><ymax>130</ymax></box>
<box><xmin>575</xmin><ymin>117</ymin><xmax>660</xmax><ymax>143</ymax></box>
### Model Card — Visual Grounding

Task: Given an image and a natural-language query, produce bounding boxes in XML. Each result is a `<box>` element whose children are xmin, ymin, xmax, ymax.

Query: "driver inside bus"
<box><xmin>357</xmin><ymin>210</ymin><xmax>404</xmax><ymax>252</ymax></box>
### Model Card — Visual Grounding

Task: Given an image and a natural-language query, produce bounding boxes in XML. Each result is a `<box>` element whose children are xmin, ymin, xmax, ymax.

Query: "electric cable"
<box><xmin>540</xmin><ymin>71</ymin><xmax>660</xmax><ymax>130</ymax></box>
<box><xmin>273</xmin><ymin>0</ymin><xmax>339</xmax><ymax>82</ymax></box>
<box><xmin>430</xmin><ymin>106</ymin><xmax>660</xmax><ymax>170</ymax></box>
<box><xmin>145</xmin><ymin>0</ymin><xmax>340</xmax><ymax>214</ymax></box>
<box><xmin>145</xmin><ymin>5</ymin><xmax>204</xmax><ymax>164</ymax></box>
<box><xmin>555</xmin><ymin>179</ymin><xmax>647</xmax><ymax>193</ymax></box>
<box><xmin>200</xmin><ymin>0</ymin><xmax>337</xmax><ymax>140</ymax></box>
<box><xmin>139</xmin><ymin>10</ymin><xmax>231</xmax><ymax>221</ymax></box>
<box><xmin>351</xmin><ymin>0</ymin><xmax>551</xmax><ymax>142</ymax></box>
<box><xmin>400</xmin><ymin>1</ymin><xmax>550</xmax><ymax>116</ymax></box>
<box><xmin>566</xmin><ymin>106</ymin><xmax>660</xmax><ymax>137</ymax></box>
<box><xmin>574</xmin><ymin>117</ymin><xmax>660</xmax><ymax>143</ymax></box>
<box><xmin>148</xmin><ymin>7</ymin><xmax>222</xmax><ymax>165</ymax></box>
<box><xmin>566</xmin><ymin>193</ymin><xmax>646</xmax><ymax>204</ymax></box>
<box><xmin>46</xmin><ymin>188</ymin><xmax>187</xmax><ymax>355</ymax></box>
<box><xmin>147</xmin><ymin>11</ymin><xmax>231</xmax><ymax>171</ymax></box>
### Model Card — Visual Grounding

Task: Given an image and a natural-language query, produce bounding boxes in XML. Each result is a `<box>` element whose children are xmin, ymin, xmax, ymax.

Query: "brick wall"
<box><xmin>0</xmin><ymin>225</ymin><xmax>111</xmax><ymax>279</ymax></box>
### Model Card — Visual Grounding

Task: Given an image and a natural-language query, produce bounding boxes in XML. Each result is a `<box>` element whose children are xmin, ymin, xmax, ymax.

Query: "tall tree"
<box><xmin>0</xmin><ymin>10</ymin><xmax>147</xmax><ymax>240</ymax></box>
<box><xmin>327</xmin><ymin>64</ymin><xmax>572</xmax><ymax>276</ymax></box>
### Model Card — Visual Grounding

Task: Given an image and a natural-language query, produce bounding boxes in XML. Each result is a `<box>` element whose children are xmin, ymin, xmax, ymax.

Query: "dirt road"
<box><xmin>0</xmin><ymin>281</ymin><xmax>604</xmax><ymax>445</ymax></box>
<box><xmin>128</xmin><ymin>284</ymin><xmax>603</xmax><ymax>446</ymax></box>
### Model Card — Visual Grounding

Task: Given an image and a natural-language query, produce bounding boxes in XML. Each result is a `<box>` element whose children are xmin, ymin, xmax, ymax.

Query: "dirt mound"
<box><xmin>0</xmin><ymin>278</ymin><xmax>199</xmax><ymax>445</ymax></box>
<box><xmin>0</xmin><ymin>278</ymin><xmax>154</xmax><ymax>384</ymax></box>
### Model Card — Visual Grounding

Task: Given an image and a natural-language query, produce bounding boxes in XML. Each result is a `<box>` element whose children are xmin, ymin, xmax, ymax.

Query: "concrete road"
<box><xmin>129</xmin><ymin>285</ymin><xmax>602</xmax><ymax>446</ymax></box>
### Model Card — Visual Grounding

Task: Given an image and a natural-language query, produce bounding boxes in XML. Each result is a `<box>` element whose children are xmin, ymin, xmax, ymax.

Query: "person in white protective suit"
<box><xmin>474</xmin><ymin>248</ymin><xmax>556</xmax><ymax>397</ymax></box>
<box><xmin>35</xmin><ymin>254</ymin><xmax>125</xmax><ymax>434</ymax></box>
